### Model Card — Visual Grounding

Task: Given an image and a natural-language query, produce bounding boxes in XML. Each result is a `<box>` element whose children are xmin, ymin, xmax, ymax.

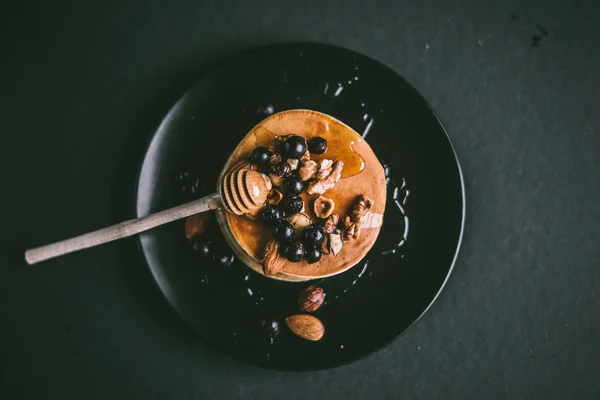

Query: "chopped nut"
<box><xmin>268</xmin><ymin>153</ymin><xmax>282</xmax><ymax>167</ymax></box>
<box><xmin>316</xmin><ymin>159</ymin><xmax>333</xmax><ymax>179</ymax></box>
<box><xmin>341</xmin><ymin>223</ymin><xmax>359</xmax><ymax>242</ymax></box>
<box><xmin>306</xmin><ymin>160</ymin><xmax>344</xmax><ymax>195</ymax></box>
<box><xmin>350</xmin><ymin>195</ymin><xmax>374</xmax><ymax>223</ymax></box>
<box><xmin>323</xmin><ymin>213</ymin><xmax>340</xmax><ymax>233</ymax></box>
<box><xmin>185</xmin><ymin>213</ymin><xmax>210</xmax><ymax>240</ymax></box>
<box><xmin>314</xmin><ymin>196</ymin><xmax>335</xmax><ymax>219</ymax></box>
<box><xmin>328</xmin><ymin>233</ymin><xmax>344</xmax><ymax>256</ymax></box>
<box><xmin>267</xmin><ymin>188</ymin><xmax>283</xmax><ymax>205</ymax></box>
<box><xmin>298</xmin><ymin>286</ymin><xmax>325</xmax><ymax>312</ymax></box>
<box><xmin>268</xmin><ymin>173</ymin><xmax>284</xmax><ymax>188</ymax></box>
<box><xmin>340</xmin><ymin>215</ymin><xmax>353</xmax><ymax>229</ymax></box>
<box><xmin>262</xmin><ymin>239</ymin><xmax>286</xmax><ymax>276</ymax></box>
<box><xmin>287</xmin><ymin>213</ymin><xmax>312</xmax><ymax>232</ymax></box>
<box><xmin>287</xmin><ymin>159</ymin><xmax>299</xmax><ymax>170</ymax></box>
<box><xmin>300</xmin><ymin>150</ymin><xmax>311</xmax><ymax>164</ymax></box>
<box><xmin>321</xmin><ymin>236</ymin><xmax>331</xmax><ymax>255</ymax></box>
<box><xmin>299</xmin><ymin>160</ymin><xmax>318</xmax><ymax>181</ymax></box>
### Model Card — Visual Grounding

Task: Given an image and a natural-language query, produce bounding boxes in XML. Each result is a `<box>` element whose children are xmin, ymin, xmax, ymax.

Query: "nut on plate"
<box><xmin>285</xmin><ymin>314</ymin><xmax>325</xmax><ymax>341</ymax></box>
<box><xmin>323</xmin><ymin>213</ymin><xmax>340</xmax><ymax>234</ymax></box>
<box><xmin>307</xmin><ymin>160</ymin><xmax>344</xmax><ymax>195</ymax></box>
<box><xmin>287</xmin><ymin>213</ymin><xmax>312</xmax><ymax>232</ymax></box>
<box><xmin>185</xmin><ymin>213</ymin><xmax>210</xmax><ymax>240</ymax></box>
<box><xmin>262</xmin><ymin>239</ymin><xmax>286</xmax><ymax>276</ymax></box>
<box><xmin>267</xmin><ymin>188</ymin><xmax>284</xmax><ymax>205</ymax></box>
<box><xmin>313</xmin><ymin>196</ymin><xmax>335</xmax><ymax>219</ymax></box>
<box><xmin>298</xmin><ymin>160</ymin><xmax>318</xmax><ymax>181</ymax></box>
<box><xmin>298</xmin><ymin>286</ymin><xmax>325</xmax><ymax>312</ymax></box>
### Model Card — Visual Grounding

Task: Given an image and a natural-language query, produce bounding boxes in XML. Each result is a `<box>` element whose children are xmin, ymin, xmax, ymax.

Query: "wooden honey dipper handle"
<box><xmin>24</xmin><ymin>170</ymin><xmax>272</xmax><ymax>265</ymax></box>
<box><xmin>24</xmin><ymin>193</ymin><xmax>222</xmax><ymax>265</ymax></box>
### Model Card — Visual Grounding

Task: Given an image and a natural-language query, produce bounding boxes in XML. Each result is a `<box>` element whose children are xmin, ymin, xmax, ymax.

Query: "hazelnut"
<box><xmin>286</xmin><ymin>213</ymin><xmax>312</xmax><ymax>232</ymax></box>
<box><xmin>267</xmin><ymin>188</ymin><xmax>283</xmax><ymax>205</ymax></box>
<box><xmin>313</xmin><ymin>196</ymin><xmax>335</xmax><ymax>219</ymax></box>
<box><xmin>298</xmin><ymin>286</ymin><xmax>325</xmax><ymax>312</ymax></box>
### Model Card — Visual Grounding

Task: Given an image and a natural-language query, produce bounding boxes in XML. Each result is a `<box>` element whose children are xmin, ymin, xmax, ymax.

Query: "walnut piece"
<box><xmin>267</xmin><ymin>188</ymin><xmax>283</xmax><ymax>205</ymax></box>
<box><xmin>269</xmin><ymin>153</ymin><xmax>282</xmax><ymax>167</ymax></box>
<box><xmin>340</xmin><ymin>215</ymin><xmax>353</xmax><ymax>229</ymax></box>
<box><xmin>287</xmin><ymin>159</ymin><xmax>299</xmax><ymax>171</ymax></box>
<box><xmin>262</xmin><ymin>240</ymin><xmax>286</xmax><ymax>276</ymax></box>
<box><xmin>323</xmin><ymin>214</ymin><xmax>340</xmax><ymax>234</ymax></box>
<box><xmin>350</xmin><ymin>195</ymin><xmax>374</xmax><ymax>223</ymax></box>
<box><xmin>300</xmin><ymin>150</ymin><xmax>311</xmax><ymax>164</ymax></box>
<box><xmin>299</xmin><ymin>160</ymin><xmax>318</xmax><ymax>181</ymax></box>
<box><xmin>340</xmin><ymin>195</ymin><xmax>375</xmax><ymax>241</ymax></box>
<box><xmin>313</xmin><ymin>196</ymin><xmax>335</xmax><ymax>219</ymax></box>
<box><xmin>306</xmin><ymin>160</ymin><xmax>344</xmax><ymax>195</ymax></box>
<box><xmin>316</xmin><ymin>159</ymin><xmax>333</xmax><ymax>179</ymax></box>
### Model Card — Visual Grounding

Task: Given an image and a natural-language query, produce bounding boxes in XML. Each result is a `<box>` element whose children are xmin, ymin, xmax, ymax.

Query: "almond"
<box><xmin>185</xmin><ymin>213</ymin><xmax>210</xmax><ymax>240</ymax></box>
<box><xmin>261</xmin><ymin>240</ymin><xmax>285</xmax><ymax>276</ymax></box>
<box><xmin>285</xmin><ymin>314</ymin><xmax>325</xmax><ymax>341</ymax></box>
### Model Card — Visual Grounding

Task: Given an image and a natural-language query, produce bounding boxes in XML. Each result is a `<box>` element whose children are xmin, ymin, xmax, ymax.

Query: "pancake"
<box><xmin>216</xmin><ymin>110</ymin><xmax>386</xmax><ymax>281</ymax></box>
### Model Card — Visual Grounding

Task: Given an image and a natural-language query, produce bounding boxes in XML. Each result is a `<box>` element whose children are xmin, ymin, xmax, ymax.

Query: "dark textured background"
<box><xmin>1</xmin><ymin>0</ymin><xmax>599</xmax><ymax>398</ymax></box>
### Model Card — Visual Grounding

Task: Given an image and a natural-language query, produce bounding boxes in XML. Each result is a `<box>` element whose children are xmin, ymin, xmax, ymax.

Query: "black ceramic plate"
<box><xmin>136</xmin><ymin>43</ymin><xmax>465</xmax><ymax>370</ymax></box>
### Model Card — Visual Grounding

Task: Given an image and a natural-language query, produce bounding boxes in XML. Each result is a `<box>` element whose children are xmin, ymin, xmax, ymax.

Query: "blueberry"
<box><xmin>282</xmin><ymin>240</ymin><xmax>304</xmax><ymax>262</ymax></box>
<box><xmin>260</xmin><ymin>204</ymin><xmax>285</xmax><ymax>227</ymax></box>
<box><xmin>284</xmin><ymin>175</ymin><xmax>304</xmax><ymax>196</ymax></box>
<box><xmin>308</xmin><ymin>137</ymin><xmax>328</xmax><ymax>154</ymax></box>
<box><xmin>251</xmin><ymin>146</ymin><xmax>272</xmax><ymax>165</ymax></box>
<box><xmin>281</xmin><ymin>135</ymin><xmax>307</xmax><ymax>159</ymax></box>
<box><xmin>274</xmin><ymin>221</ymin><xmax>295</xmax><ymax>242</ymax></box>
<box><xmin>304</xmin><ymin>246</ymin><xmax>322</xmax><ymax>264</ymax></box>
<box><xmin>261</xmin><ymin>317</ymin><xmax>280</xmax><ymax>336</ymax></box>
<box><xmin>302</xmin><ymin>224</ymin><xmax>325</xmax><ymax>246</ymax></box>
<box><xmin>274</xmin><ymin>162</ymin><xmax>291</xmax><ymax>178</ymax></box>
<box><xmin>281</xmin><ymin>195</ymin><xmax>304</xmax><ymax>214</ymax></box>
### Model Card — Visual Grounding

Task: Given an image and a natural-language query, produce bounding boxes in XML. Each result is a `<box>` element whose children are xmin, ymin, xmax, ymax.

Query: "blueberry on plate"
<box><xmin>251</xmin><ymin>146</ymin><xmax>272</xmax><ymax>165</ymax></box>
<box><xmin>260</xmin><ymin>204</ymin><xmax>285</xmax><ymax>227</ymax></box>
<box><xmin>281</xmin><ymin>195</ymin><xmax>304</xmax><ymax>214</ymax></box>
<box><xmin>302</xmin><ymin>224</ymin><xmax>325</xmax><ymax>246</ymax></box>
<box><xmin>284</xmin><ymin>175</ymin><xmax>304</xmax><ymax>196</ymax></box>
<box><xmin>304</xmin><ymin>246</ymin><xmax>322</xmax><ymax>264</ymax></box>
<box><xmin>282</xmin><ymin>240</ymin><xmax>304</xmax><ymax>262</ymax></box>
<box><xmin>274</xmin><ymin>162</ymin><xmax>291</xmax><ymax>177</ymax></box>
<box><xmin>308</xmin><ymin>137</ymin><xmax>327</xmax><ymax>154</ymax></box>
<box><xmin>281</xmin><ymin>135</ymin><xmax>307</xmax><ymax>159</ymax></box>
<box><xmin>274</xmin><ymin>220</ymin><xmax>295</xmax><ymax>242</ymax></box>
